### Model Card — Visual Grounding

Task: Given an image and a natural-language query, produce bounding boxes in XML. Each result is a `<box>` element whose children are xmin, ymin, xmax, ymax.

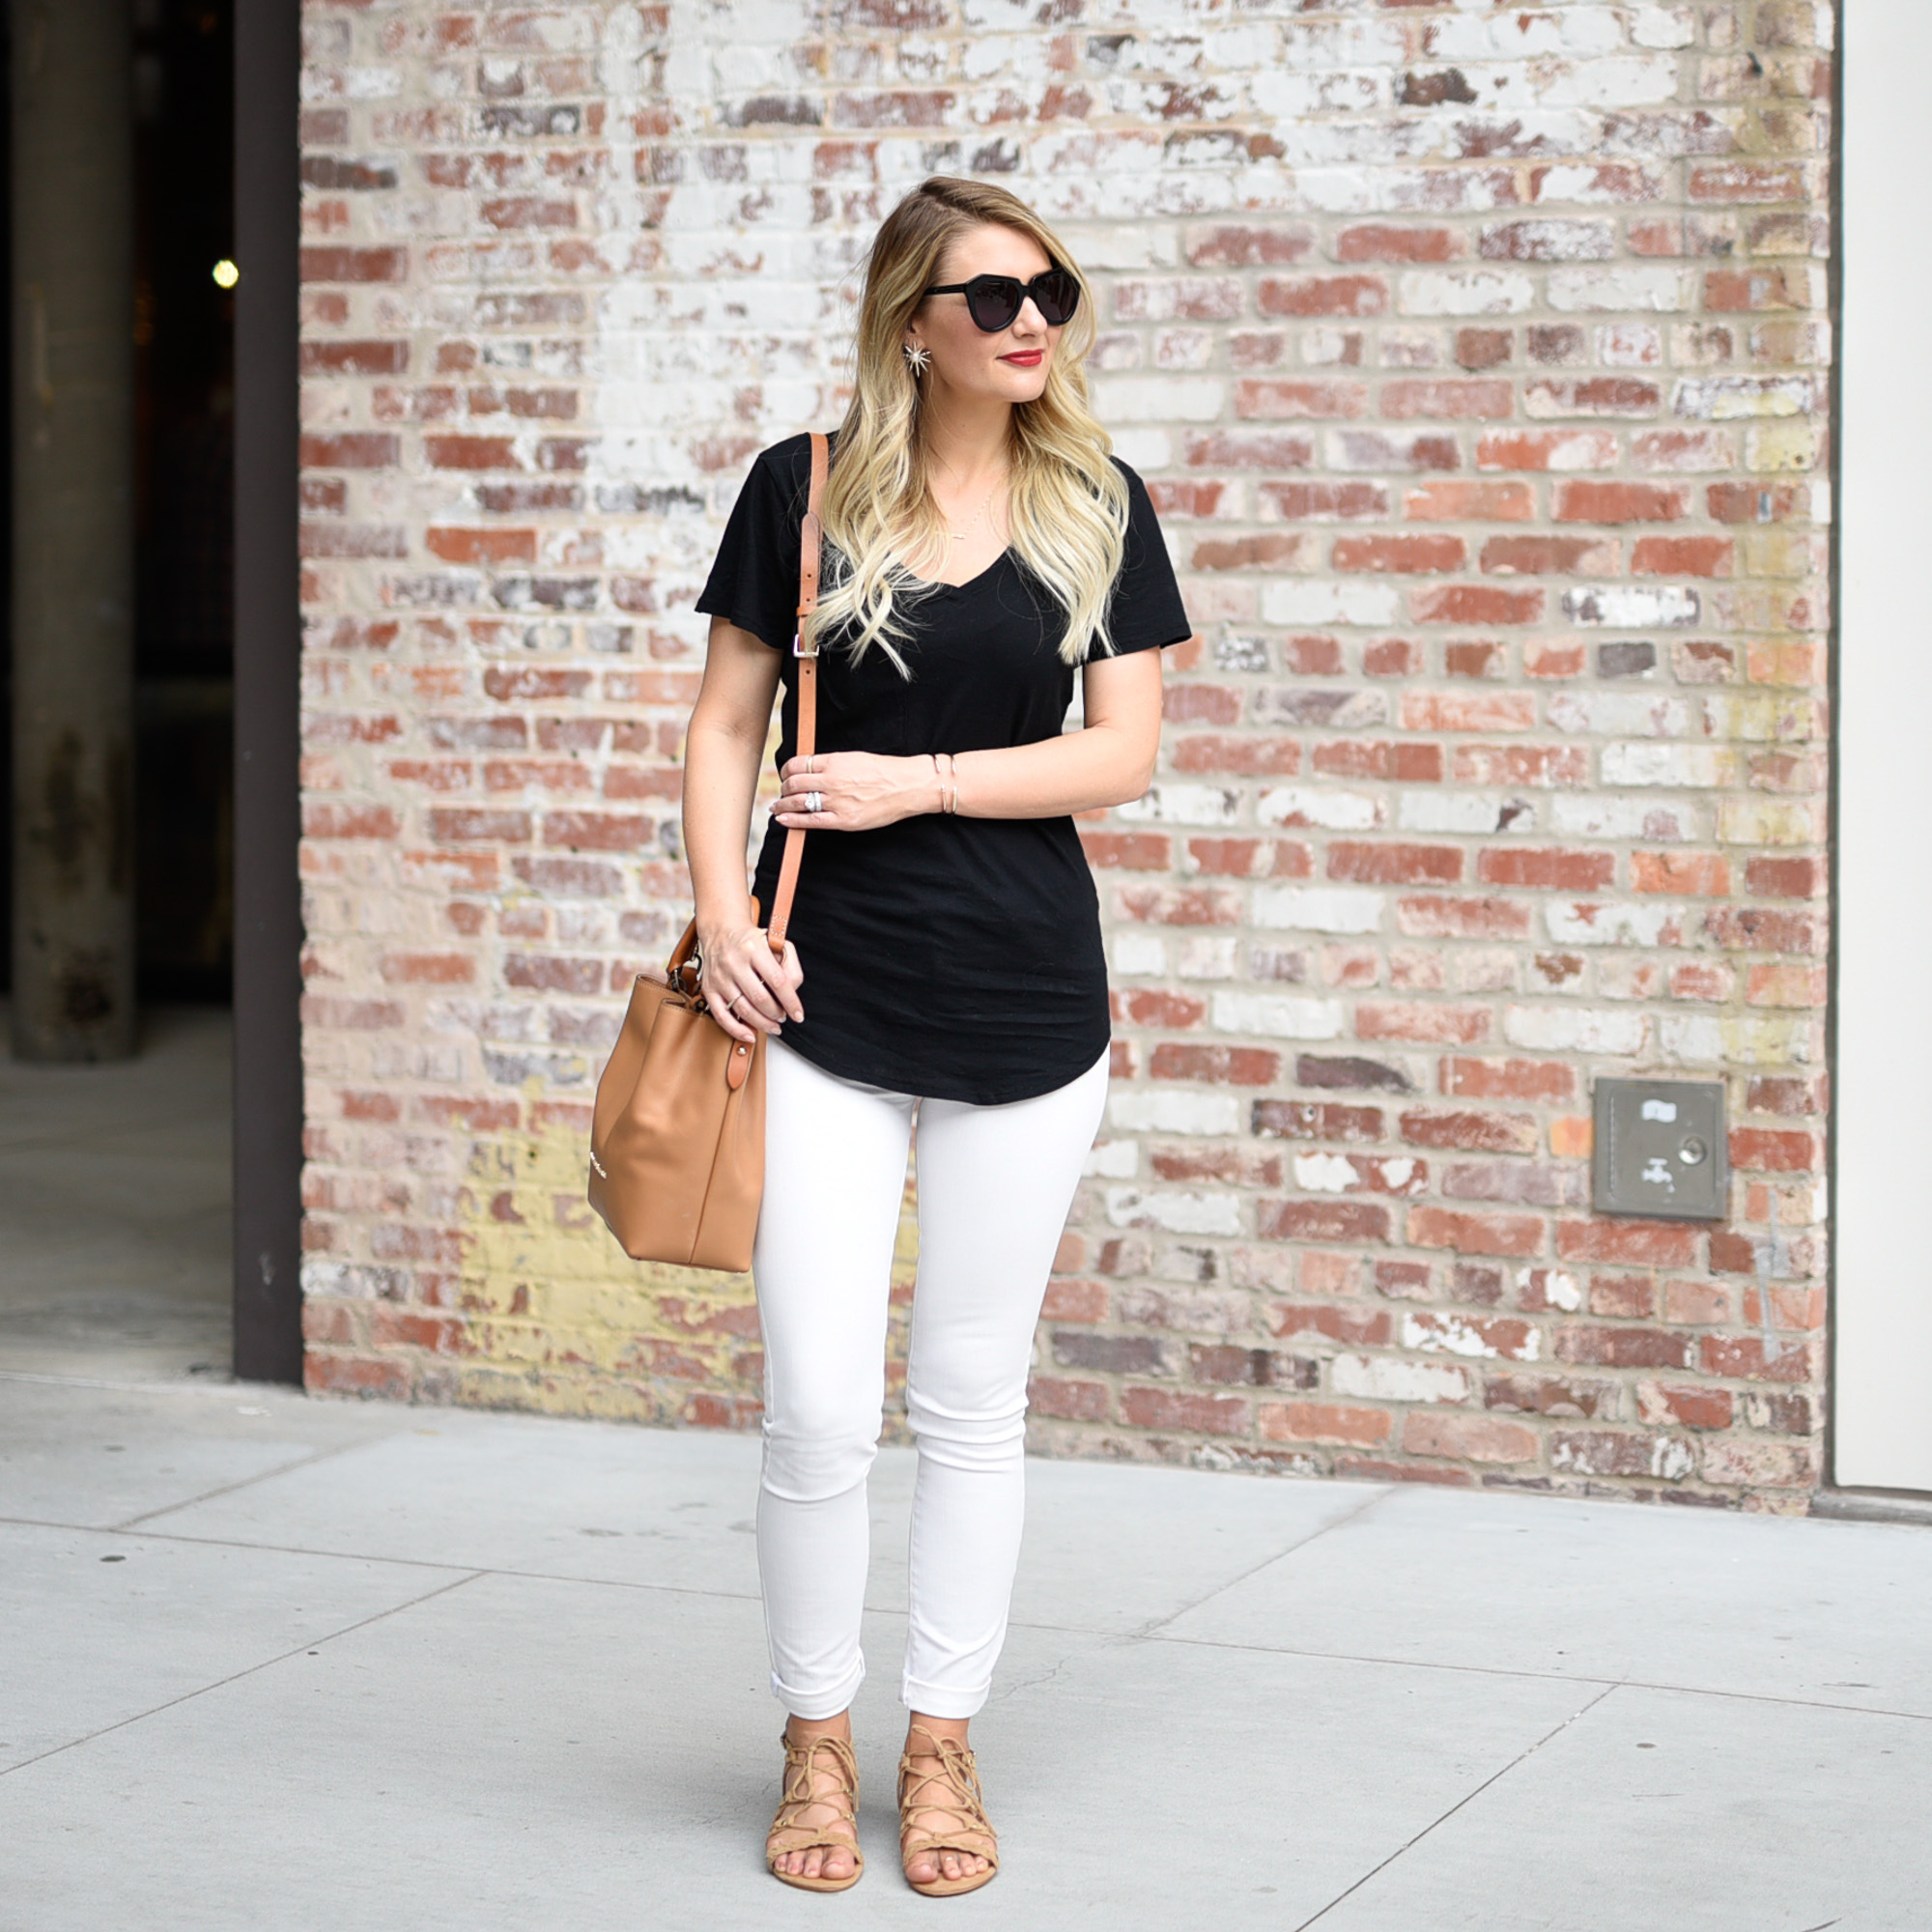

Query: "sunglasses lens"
<box><xmin>1035</xmin><ymin>270</ymin><xmax>1079</xmax><ymax>325</ymax></box>
<box><xmin>966</xmin><ymin>278</ymin><xmax>1023</xmax><ymax>331</ymax></box>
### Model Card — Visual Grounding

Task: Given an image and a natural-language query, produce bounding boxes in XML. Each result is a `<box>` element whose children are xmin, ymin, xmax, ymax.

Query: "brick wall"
<box><xmin>298</xmin><ymin>0</ymin><xmax>1833</xmax><ymax>1510</ymax></box>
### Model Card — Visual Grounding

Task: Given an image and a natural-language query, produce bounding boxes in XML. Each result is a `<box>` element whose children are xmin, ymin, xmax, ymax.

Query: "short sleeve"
<box><xmin>1103</xmin><ymin>461</ymin><xmax>1194</xmax><ymax>657</ymax></box>
<box><xmin>693</xmin><ymin>435</ymin><xmax>813</xmax><ymax>651</ymax></box>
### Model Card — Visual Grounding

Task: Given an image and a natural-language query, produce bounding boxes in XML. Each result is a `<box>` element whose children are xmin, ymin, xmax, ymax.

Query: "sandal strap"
<box><xmin>896</xmin><ymin>1726</ymin><xmax>998</xmax><ymax>1864</ymax></box>
<box><xmin>769</xmin><ymin>1731</ymin><xmax>861</xmax><ymax>1861</ymax></box>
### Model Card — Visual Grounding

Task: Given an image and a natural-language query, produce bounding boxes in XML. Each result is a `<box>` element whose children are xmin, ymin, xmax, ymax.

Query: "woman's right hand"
<box><xmin>696</xmin><ymin>913</ymin><xmax>805</xmax><ymax>1045</ymax></box>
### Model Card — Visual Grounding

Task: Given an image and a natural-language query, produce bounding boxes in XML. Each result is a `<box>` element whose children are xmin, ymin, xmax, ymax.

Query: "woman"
<box><xmin>683</xmin><ymin>176</ymin><xmax>1192</xmax><ymax>1896</ymax></box>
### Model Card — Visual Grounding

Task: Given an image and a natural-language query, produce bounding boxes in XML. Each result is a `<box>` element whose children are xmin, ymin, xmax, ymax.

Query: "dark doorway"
<box><xmin>0</xmin><ymin>2</ymin><xmax>238</xmax><ymax>1382</ymax></box>
<box><xmin>133</xmin><ymin>0</ymin><xmax>236</xmax><ymax>1003</ymax></box>
<box><xmin>1</xmin><ymin>0</ymin><xmax>234</xmax><ymax>1005</ymax></box>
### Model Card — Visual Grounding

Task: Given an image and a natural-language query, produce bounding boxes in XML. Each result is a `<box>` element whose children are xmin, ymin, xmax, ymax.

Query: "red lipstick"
<box><xmin>1000</xmin><ymin>350</ymin><xmax>1044</xmax><ymax>367</ymax></box>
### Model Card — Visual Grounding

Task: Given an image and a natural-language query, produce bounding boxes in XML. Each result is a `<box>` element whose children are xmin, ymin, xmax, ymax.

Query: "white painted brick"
<box><xmin>1084</xmin><ymin>1140</ymin><xmax>1140</xmax><ymax>1179</ymax></box>
<box><xmin>1251</xmin><ymin>886</ymin><xmax>1385</xmax><ymax>935</ymax></box>
<box><xmin>1177</xmin><ymin>936</ymin><xmax>1242</xmax><ymax>980</ymax></box>
<box><xmin>1112</xmin><ymin>932</ymin><xmax>1168</xmax><ymax>976</ymax></box>
<box><xmin>1543</xmin><ymin>900</ymin><xmax>1680</xmax><ymax>948</ymax></box>
<box><xmin>1548</xmin><ymin>266</ymin><xmax>1691</xmax><ymax>313</ymax></box>
<box><xmin>1672</xmin><ymin>375</ymin><xmax>1818</xmax><ymax>420</ymax></box>
<box><xmin>1108</xmin><ymin>1090</ymin><xmax>1241</xmax><ymax>1137</ymax></box>
<box><xmin>1599</xmin><ymin>743</ymin><xmax>1742</xmax><ymax>788</ymax></box>
<box><xmin>1502</xmin><ymin>1005</ymin><xmax>1647</xmax><ymax>1054</ymax></box>
<box><xmin>1547</xmin><ymin>692</ymin><xmax>1693</xmax><ymax>738</ymax></box>
<box><xmin>1116</xmin><ymin>783</ymin><xmax>1241</xmax><ymax>827</ymax></box>
<box><xmin>1563</xmin><ymin>586</ymin><xmax>1701</xmax><ymax>628</ymax></box>
<box><xmin>1630</xmin><ymin>8</ymin><xmax>1697</xmax><ymax>50</ymax></box>
<box><xmin>1659</xmin><ymin>1014</ymin><xmax>1817</xmax><ymax>1067</ymax></box>
<box><xmin>1330</xmin><ymin>1355</ymin><xmax>1473</xmax><ymax>1404</ymax></box>
<box><xmin>1397</xmin><ymin>790</ymin><xmax>1532</xmax><ymax>835</ymax></box>
<box><xmin>1402</xmin><ymin>1313</ymin><xmax>1542</xmax><ymax>1362</ymax></box>
<box><xmin>1257</xmin><ymin>785</ymin><xmax>1378</xmax><ymax>831</ymax></box>
<box><xmin>1552</xmin><ymin>796</ymin><xmax>1704</xmax><ymax>840</ymax></box>
<box><xmin>1399</xmin><ymin>270</ymin><xmax>1537</xmax><ymax>317</ymax></box>
<box><xmin>1093</xmin><ymin>376</ymin><xmax>1226</xmax><ymax>422</ymax></box>
<box><xmin>1105</xmin><ymin>1186</ymin><xmax>1244</xmax><ymax>1236</ymax></box>
<box><xmin>1209</xmin><ymin>992</ymin><xmax>1348</xmax><ymax>1039</ymax></box>
<box><xmin>1251</xmin><ymin>69</ymin><xmax>1386</xmax><ymax>119</ymax></box>
<box><xmin>1261</xmin><ymin>580</ymin><xmax>1400</xmax><ymax>627</ymax></box>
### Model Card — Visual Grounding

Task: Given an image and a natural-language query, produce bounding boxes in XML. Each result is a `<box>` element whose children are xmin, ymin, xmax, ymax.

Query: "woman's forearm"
<box><xmin>944</xmin><ymin>723</ymin><xmax>1153</xmax><ymax>819</ymax></box>
<box><xmin>682</xmin><ymin>719</ymin><xmax>766</xmax><ymax>924</ymax></box>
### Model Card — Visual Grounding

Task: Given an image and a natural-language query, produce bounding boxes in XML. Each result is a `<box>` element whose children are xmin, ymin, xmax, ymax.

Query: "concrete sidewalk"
<box><xmin>1</xmin><ymin>1373</ymin><xmax>1926</xmax><ymax>1931</ymax></box>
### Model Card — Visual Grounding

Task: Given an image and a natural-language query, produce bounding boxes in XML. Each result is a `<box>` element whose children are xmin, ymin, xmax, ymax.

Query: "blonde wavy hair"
<box><xmin>813</xmin><ymin>177</ymin><xmax>1130</xmax><ymax>672</ymax></box>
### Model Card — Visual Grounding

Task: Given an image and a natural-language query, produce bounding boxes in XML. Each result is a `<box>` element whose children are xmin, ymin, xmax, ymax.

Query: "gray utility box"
<box><xmin>1591</xmin><ymin>1078</ymin><xmax>1728</xmax><ymax>1221</ymax></box>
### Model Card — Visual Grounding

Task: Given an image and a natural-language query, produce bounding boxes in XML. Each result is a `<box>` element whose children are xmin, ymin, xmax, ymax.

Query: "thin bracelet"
<box><xmin>947</xmin><ymin>752</ymin><xmax>961</xmax><ymax>816</ymax></box>
<box><xmin>930</xmin><ymin>751</ymin><xmax>946</xmax><ymax>815</ymax></box>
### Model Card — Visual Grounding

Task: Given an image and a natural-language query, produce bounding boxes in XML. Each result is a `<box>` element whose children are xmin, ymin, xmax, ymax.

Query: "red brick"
<box><xmin>1235</xmin><ymin>379</ymin><xmax>1369</xmax><ymax>420</ymax></box>
<box><xmin>1477</xmin><ymin>429</ymin><xmax>1618</xmax><ymax>471</ymax></box>
<box><xmin>1403</xmin><ymin>1413</ymin><xmax>1538</xmax><ymax>1463</ymax></box>
<box><xmin>1148</xmin><ymin>1045</ymin><xmax>1282</xmax><ymax>1085</ymax></box>
<box><xmin>1122</xmin><ymin>1387</ymin><xmax>1250</xmax><ymax>1436</ymax></box>
<box><xmin>1404</xmin><ymin>481</ymin><xmax>1534</xmax><ymax>522</ymax></box>
<box><xmin>1395</xmin><ymin>897</ymin><xmax>1532</xmax><ymax>940</ymax></box>
<box><xmin>1258</xmin><ymin>1200</ymin><xmax>1392</xmax><ymax>1243</ymax></box>
<box><xmin>1260</xmin><ymin>1402</ymin><xmax>1392</xmax><ymax>1448</ymax></box>
<box><xmin>301</xmin><ymin>433</ymin><xmax>400</xmax><ymax>469</ymax></box>
<box><xmin>1028</xmin><ymin>1376</ymin><xmax>1110</xmax><ymax>1422</ymax></box>
<box><xmin>301</xmin><ymin>245</ymin><xmax>408</xmax><ymax>282</ymax></box>
<box><xmin>1554</xmin><ymin>480</ymin><xmax>1690</xmax><ymax>523</ymax></box>
<box><xmin>1381</xmin><ymin>380</ymin><xmax>1514</xmax><ymax>420</ymax></box>
<box><xmin>1555</xmin><ymin>1221</ymin><xmax>1700</xmax><ymax>1267</ymax></box>
<box><xmin>1261</xmin><ymin>481</ymin><xmax>1388</xmax><ymax>521</ymax></box>
<box><xmin>1441</xmin><ymin>1058</ymin><xmax>1576</xmax><ymax>1101</ymax></box>
<box><xmin>426</xmin><ymin>435</ymin><xmax>520</xmax><ymax>470</ymax></box>
<box><xmin>1332</xmin><ymin>533</ymin><xmax>1465</xmax><ymax>574</ymax></box>
<box><xmin>1271</xmin><ymin>1304</ymin><xmax>1393</xmax><ymax>1347</ymax></box>
<box><xmin>1252</xmin><ymin>1100</ymin><xmax>1384</xmax><ymax>1142</ymax></box>
<box><xmin>1336</xmin><ymin>224</ymin><xmax>1455</xmax><ymax>263</ymax></box>
<box><xmin>1399</xmin><ymin>1109</ymin><xmax>1538</xmax><ymax>1153</ymax></box>
<box><xmin>1080</xmin><ymin>831</ymin><xmax>1171</xmax><ymax>870</ymax></box>
<box><xmin>1633</xmin><ymin>535</ymin><xmax>1732</xmax><ymax>578</ymax></box>
<box><xmin>1555</xmin><ymin>1326</ymin><xmax>1695</xmax><ymax>1370</ymax></box>
<box><xmin>1407</xmin><ymin>1207</ymin><xmax>1543</xmax><ymax>1258</ymax></box>
<box><xmin>1328</xmin><ymin>841</ymin><xmax>1463</xmax><ymax>885</ymax></box>
<box><xmin>1478</xmin><ymin>848</ymin><xmax>1614</xmax><ymax>891</ymax></box>
<box><xmin>1745</xmin><ymin>856</ymin><xmax>1822</xmax><ymax>899</ymax></box>
<box><xmin>1410</xmin><ymin>585</ymin><xmax>1544</xmax><ymax>626</ymax></box>
<box><xmin>1259</xmin><ymin>274</ymin><xmax>1388</xmax><ymax>317</ymax></box>
<box><xmin>1479</xmin><ymin>535</ymin><xmax>1617</xmax><ymax>576</ymax></box>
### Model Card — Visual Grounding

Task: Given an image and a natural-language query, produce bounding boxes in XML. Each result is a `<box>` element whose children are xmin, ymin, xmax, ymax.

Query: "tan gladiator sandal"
<box><xmin>896</xmin><ymin>1724</ymin><xmax>1000</xmax><ymax>1898</ymax></box>
<box><xmin>766</xmin><ymin>1728</ymin><xmax>865</xmax><ymax>1893</ymax></box>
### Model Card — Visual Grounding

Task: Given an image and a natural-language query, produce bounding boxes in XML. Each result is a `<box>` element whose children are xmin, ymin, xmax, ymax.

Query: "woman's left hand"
<box><xmin>773</xmin><ymin>752</ymin><xmax>933</xmax><ymax>832</ymax></box>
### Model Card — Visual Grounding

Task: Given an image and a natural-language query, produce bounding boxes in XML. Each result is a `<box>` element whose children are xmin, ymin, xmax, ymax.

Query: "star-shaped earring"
<box><xmin>903</xmin><ymin>340</ymin><xmax>931</xmax><ymax>377</ymax></box>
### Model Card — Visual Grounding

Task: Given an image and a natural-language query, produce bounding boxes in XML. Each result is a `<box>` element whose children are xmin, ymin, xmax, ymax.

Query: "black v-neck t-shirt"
<box><xmin>694</xmin><ymin>432</ymin><xmax>1192</xmax><ymax>1104</ymax></box>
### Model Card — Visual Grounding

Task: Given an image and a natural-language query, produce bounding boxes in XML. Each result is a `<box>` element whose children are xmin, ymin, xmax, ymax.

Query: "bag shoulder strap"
<box><xmin>765</xmin><ymin>430</ymin><xmax>828</xmax><ymax>956</ymax></box>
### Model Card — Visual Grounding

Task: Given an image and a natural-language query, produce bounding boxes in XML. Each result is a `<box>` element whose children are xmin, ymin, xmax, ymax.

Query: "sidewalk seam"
<box><xmin>0</xmin><ymin>1569</ymin><xmax>487</xmax><ymax>1782</ymax></box>
<box><xmin>1290</xmin><ymin>1680</ymin><xmax>1621</xmax><ymax>1932</ymax></box>
<box><xmin>1127</xmin><ymin>1484</ymin><xmax>1395</xmax><ymax>1639</ymax></box>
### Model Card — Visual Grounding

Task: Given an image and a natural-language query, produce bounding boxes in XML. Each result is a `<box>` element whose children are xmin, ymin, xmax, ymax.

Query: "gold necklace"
<box><xmin>949</xmin><ymin>481</ymin><xmax>1000</xmax><ymax>544</ymax></box>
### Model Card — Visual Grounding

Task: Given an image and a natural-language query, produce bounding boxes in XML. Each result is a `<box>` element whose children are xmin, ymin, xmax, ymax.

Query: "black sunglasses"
<box><xmin>923</xmin><ymin>268</ymin><xmax>1080</xmax><ymax>333</ymax></box>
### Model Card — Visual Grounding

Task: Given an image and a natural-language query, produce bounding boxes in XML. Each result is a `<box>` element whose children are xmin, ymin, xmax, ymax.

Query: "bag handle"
<box><xmin>664</xmin><ymin>431</ymin><xmax>827</xmax><ymax>993</ymax></box>
<box><xmin>765</xmin><ymin>429</ymin><xmax>828</xmax><ymax>957</ymax></box>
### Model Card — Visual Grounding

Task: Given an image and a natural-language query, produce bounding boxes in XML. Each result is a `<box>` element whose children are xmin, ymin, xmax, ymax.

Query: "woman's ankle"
<box><xmin>784</xmin><ymin>1709</ymin><xmax>852</xmax><ymax>1744</ymax></box>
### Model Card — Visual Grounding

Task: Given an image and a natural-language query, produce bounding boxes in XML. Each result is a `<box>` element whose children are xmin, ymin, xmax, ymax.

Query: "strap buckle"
<box><xmin>792</xmin><ymin>629</ymin><xmax>818</xmax><ymax>659</ymax></box>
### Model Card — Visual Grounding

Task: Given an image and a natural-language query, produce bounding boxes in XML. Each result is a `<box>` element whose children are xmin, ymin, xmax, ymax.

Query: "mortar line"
<box><xmin>0</xmin><ymin>1569</ymin><xmax>486</xmax><ymax>1781</ymax></box>
<box><xmin>1127</xmin><ymin>1483</ymin><xmax>1396</xmax><ymax>1639</ymax></box>
<box><xmin>1292</xmin><ymin>1682</ymin><xmax>1622</xmax><ymax>1932</ymax></box>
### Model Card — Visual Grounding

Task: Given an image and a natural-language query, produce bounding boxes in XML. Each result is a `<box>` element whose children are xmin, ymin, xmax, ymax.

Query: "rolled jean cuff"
<box><xmin>772</xmin><ymin>1655</ymin><xmax>867</xmax><ymax>1722</ymax></box>
<box><xmin>900</xmin><ymin>1671</ymin><xmax>990</xmax><ymax>1720</ymax></box>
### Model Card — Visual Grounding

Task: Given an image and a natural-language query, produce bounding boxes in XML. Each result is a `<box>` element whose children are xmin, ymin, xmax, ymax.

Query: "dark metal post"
<box><xmin>231</xmin><ymin>0</ymin><xmax>301</xmax><ymax>1382</ymax></box>
<box><xmin>9</xmin><ymin>0</ymin><xmax>136</xmax><ymax>1062</ymax></box>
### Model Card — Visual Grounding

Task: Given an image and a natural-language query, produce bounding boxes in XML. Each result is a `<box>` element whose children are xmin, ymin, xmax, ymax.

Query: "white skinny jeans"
<box><xmin>752</xmin><ymin>1036</ymin><xmax>1110</xmax><ymax>1720</ymax></box>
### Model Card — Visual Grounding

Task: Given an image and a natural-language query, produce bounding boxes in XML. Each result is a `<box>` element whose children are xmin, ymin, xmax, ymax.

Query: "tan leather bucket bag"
<box><xmin>586</xmin><ymin>432</ymin><xmax>828</xmax><ymax>1272</ymax></box>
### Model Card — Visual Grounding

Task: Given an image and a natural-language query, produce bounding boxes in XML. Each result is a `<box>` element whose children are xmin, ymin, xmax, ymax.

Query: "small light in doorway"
<box><xmin>212</xmin><ymin>259</ymin><xmax>240</xmax><ymax>290</ymax></box>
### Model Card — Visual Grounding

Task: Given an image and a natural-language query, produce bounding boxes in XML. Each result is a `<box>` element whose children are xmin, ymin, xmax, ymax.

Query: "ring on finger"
<box><xmin>804</xmin><ymin>790</ymin><xmax>823</xmax><ymax>814</ymax></box>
